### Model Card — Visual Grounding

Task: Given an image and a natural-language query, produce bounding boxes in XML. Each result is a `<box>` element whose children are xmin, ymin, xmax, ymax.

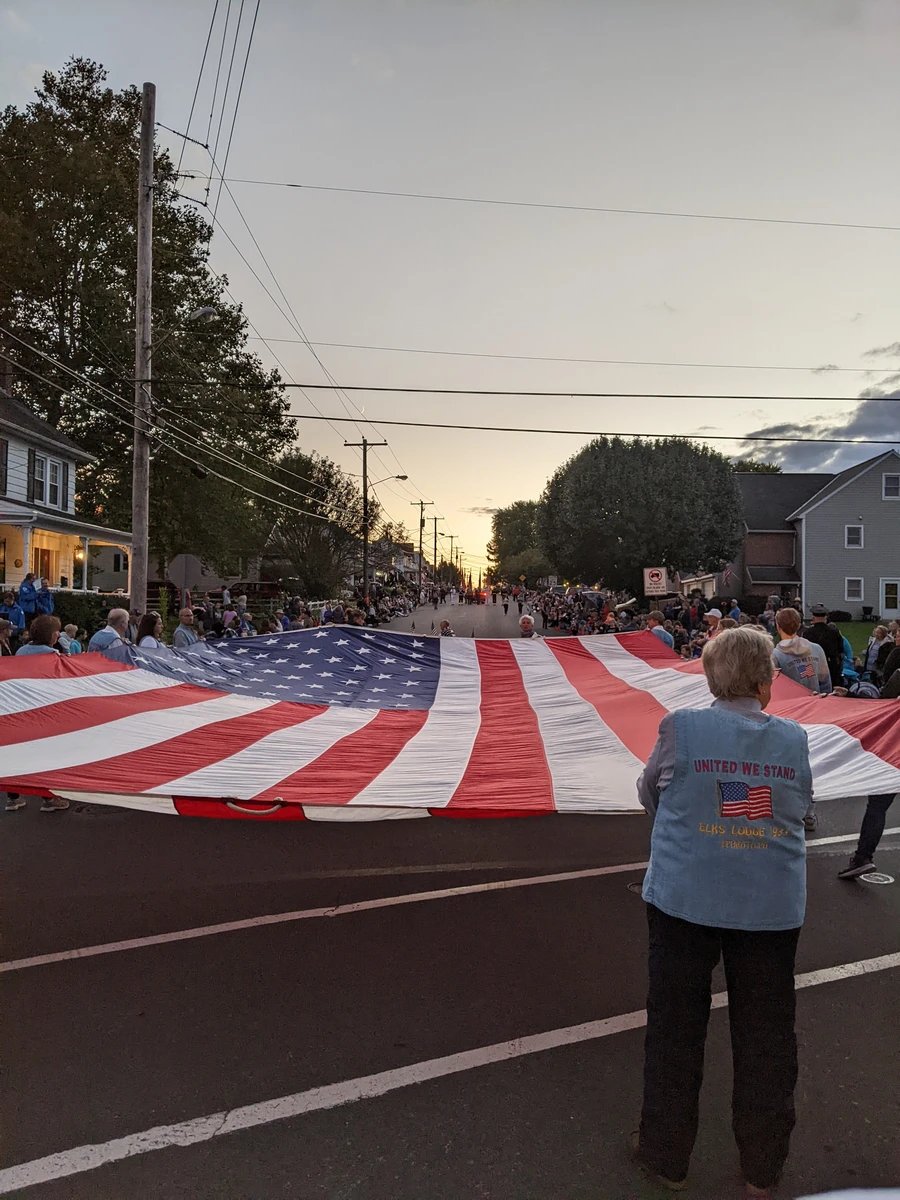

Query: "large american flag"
<box><xmin>1</xmin><ymin>629</ymin><xmax>899</xmax><ymax>821</ymax></box>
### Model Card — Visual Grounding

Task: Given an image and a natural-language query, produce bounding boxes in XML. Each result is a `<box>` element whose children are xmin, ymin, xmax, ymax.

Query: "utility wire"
<box><xmin>204</xmin><ymin>0</ymin><xmax>232</xmax><ymax>201</ymax></box>
<box><xmin>0</xmin><ymin>338</ymin><xmax>351</xmax><ymax>521</ymax></box>
<box><xmin>283</xmin><ymin>411</ymin><xmax>900</xmax><ymax>448</ymax></box>
<box><xmin>139</xmin><ymin>380</ymin><xmax>900</xmax><ymax>403</ymax></box>
<box><xmin>211</xmin><ymin>0</ymin><xmax>259</xmax><ymax>222</ymax></box>
<box><xmin>175</xmin><ymin>0</ymin><xmax>219</xmax><ymax>174</ymax></box>
<box><xmin>220</xmin><ymin>177</ymin><xmax>900</xmax><ymax>235</ymax></box>
<box><xmin>244</xmin><ymin>337</ymin><xmax>897</xmax><ymax>377</ymax></box>
<box><xmin>209</xmin><ymin>0</ymin><xmax>245</xmax><ymax>217</ymax></box>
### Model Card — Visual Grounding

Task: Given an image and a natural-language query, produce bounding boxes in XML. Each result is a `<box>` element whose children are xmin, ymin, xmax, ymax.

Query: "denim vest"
<box><xmin>642</xmin><ymin>707</ymin><xmax>811</xmax><ymax>931</ymax></box>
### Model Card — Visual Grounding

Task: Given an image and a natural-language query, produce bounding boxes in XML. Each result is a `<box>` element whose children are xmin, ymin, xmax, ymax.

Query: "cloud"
<box><xmin>864</xmin><ymin>342</ymin><xmax>900</xmax><ymax>359</ymax></box>
<box><xmin>1</xmin><ymin>9</ymin><xmax>33</xmax><ymax>34</ymax></box>
<box><xmin>738</xmin><ymin>393</ymin><xmax>900</xmax><ymax>472</ymax></box>
<box><xmin>462</xmin><ymin>505</ymin><xmax>498</xmax><ymax>516</ymax></box>
<box><xmin>811</xmin><ymin>364</ymin><xmax>840</xmax><ymax>374</ymax></box>
<box><xmin>850</xmin><ymin>312</ymin><xmax>864</xmax><ymax>322</ymax></box>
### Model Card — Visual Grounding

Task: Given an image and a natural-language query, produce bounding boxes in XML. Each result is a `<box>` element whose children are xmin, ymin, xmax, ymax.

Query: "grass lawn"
<box><xmin>836</xmin><ymin>622</ymin><xmax>875</xmax><ymax>656</ymax></box>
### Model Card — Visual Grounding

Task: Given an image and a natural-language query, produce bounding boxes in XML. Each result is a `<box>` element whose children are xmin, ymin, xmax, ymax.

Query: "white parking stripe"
<box><xmin>1</xmin><ymin>950</ymin><xmax>897</xmax><ymax>1194</ymax></box>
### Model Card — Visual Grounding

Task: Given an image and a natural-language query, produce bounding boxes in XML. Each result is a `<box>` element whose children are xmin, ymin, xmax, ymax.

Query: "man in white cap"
<box><xmin>704</xmin><ymin>608</ymin><xmax>723</xmax><ymax>638</ymax></box>
<box><xmin>519</xmin><ymin>614</ymin><xmax>542</xmax><ymax>640</ymax></box>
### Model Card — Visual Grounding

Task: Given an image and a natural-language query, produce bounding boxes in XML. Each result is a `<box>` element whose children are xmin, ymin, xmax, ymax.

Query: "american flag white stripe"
<box><xmin>577</xmin><ymin>637</ymin><xmax>713</xmax><ymax>711</ymax></box>
<box><xmin>150</xmin><ymin>707</ymin><xmax>378</xmax><ymax>799</ymax></box>
<box><xmin>349</xmin><ymin>637</ymin><xmax>481</xmax><ymax>808</ymax></box>
<box><xmin>802</xmin><ymin>723</ymin><xmax>900</xmax><ymax>798</ymax></box>
<box><xmin>0</xmin><ymin>668</ymin><xmax>183</xmax><ymax>718</ymax></box>
<box><xmin>508</xmin><ymin>640</ymin><xmax>645</xmax><ymax>812</ymax></box>
<box><xmin>0</xmin><ymin>693</ymin><xmax>274</xmax><ymax>778</ymax></box>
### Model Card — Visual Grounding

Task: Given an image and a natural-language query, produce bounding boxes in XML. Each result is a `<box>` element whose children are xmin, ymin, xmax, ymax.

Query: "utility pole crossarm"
<box><xmin>345</xmin><ymin>437</ymin><xmax>387</xmax><ymax>605</ymax></box>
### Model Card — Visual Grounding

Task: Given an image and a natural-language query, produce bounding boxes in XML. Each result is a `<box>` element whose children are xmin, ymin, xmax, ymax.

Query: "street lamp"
<box><xmin>342</xmin><ymin>435</ymin><xmax>408</xmax><ymax>603</ymax></box>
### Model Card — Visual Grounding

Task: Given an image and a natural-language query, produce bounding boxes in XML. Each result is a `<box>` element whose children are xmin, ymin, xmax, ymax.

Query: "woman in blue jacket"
<box><xmin>0</xmin><ymin>591</ymin><xmax>25</xmax><ymax>633</ymax></box>
<box><xmin>17</xmin><ymin>572</ymin><xmax>38</xmax><ymax>623</ymax></box>
<box><xmin>633</xmin><ymin>626</ymin><xmax>812</xmax><ymax>1198</ymax></box>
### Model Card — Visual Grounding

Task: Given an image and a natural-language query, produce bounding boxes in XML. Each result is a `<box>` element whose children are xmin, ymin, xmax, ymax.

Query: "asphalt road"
<box><xmin>2</xmin><ymin>611</ymin><xmax>899</xmax><ymax>1199</ymax></box>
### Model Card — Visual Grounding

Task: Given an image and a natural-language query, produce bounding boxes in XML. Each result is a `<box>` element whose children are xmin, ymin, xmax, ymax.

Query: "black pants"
<box><xmin>857</xmin><ymin>793</ymin><xmax>896</xmax><ymax>861</ymax></box>
<box><xmin>640</xmin><ymin>905</ymin><xmax>800</xmax><ymax>1188</ymax></box>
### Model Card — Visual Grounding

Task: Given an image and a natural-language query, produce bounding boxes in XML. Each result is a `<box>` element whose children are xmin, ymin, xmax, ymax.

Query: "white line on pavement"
<box><xmin>0</xmin><ymin>861</ymin><xmax>649</xmax><ymax>975</ymax></box>
<box><xmin>2</xmin><ymin>828</ymin><xmax>894</xmax><ymax>976</ymax></box>
<box><xmin>1</xmin><ymin>950</ymin><xmax>897</xmax><ymax>1194</ymax></box>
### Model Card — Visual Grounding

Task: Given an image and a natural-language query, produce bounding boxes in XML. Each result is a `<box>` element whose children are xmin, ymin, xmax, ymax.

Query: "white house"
<box><xmin>0</xmin><ymin>388</ymin><xmax>132</xmax><ymax>593</ymax></box>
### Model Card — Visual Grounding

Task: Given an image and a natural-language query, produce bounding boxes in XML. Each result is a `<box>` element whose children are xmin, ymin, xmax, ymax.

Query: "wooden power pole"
<box><xmin>131</xmin><ymin>81</ymin><xmax>155</xmax><ymax>616</ymax></box>
<box><xmin>410</xmin><ymin>499</ymin><xmax>433</xmax><ymax>594</ymax></box>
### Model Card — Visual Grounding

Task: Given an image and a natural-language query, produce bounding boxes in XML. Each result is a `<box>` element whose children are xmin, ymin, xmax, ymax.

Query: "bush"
<box><xmin>828</xmin><ymin>609</ymin><xmax>852</xmax><ymax>623</ymax></box>
<box><xmin>738</xmin><ymin>594</ymin><xmax>767</xmax><ymax>617</ymax></box>
<box><xmin>51</xmin><ymin>592</ymin><xmax>130</xmax><ymax>636</ymax></box>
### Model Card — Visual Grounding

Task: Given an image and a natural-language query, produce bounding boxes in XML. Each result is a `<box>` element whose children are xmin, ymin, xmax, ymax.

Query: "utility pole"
<box><xmin>131</xmin><ymin>81</ymin><xmax>156</xmax><ymax>616</ymax></box>
<box><xmin>345</xmin><ymin>436</ymin><xmax>386</xmax><ymax>603</ymax></box>
<box><xmin>432</xmin><ymin>516</ymin><xmax>440</xmax><ymax>587</ymax></box>
<box><xmin>410</xmin><ymin>499</ymin><xmax>434</xmax><ymax>595</ymax></box>
<box><xmin>447</xmin><ymin>534</ymin><xmax>455</xmax><ymax>584</ymax></box>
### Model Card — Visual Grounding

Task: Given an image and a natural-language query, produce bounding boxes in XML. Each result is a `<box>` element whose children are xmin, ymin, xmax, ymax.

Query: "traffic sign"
<box><xmin>643</xmin><ymin>567</ymin><xmax>668</xmax><ymax>596</ymax></box>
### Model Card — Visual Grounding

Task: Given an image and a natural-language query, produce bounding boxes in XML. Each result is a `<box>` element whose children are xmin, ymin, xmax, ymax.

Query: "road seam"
<box><xmin>1</xmin><ymin>950</ymin><xmax>897</xmax><ymax>1194</ymax></box>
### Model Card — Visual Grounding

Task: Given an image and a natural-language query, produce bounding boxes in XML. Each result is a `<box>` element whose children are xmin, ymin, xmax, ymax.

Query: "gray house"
<box><xmin>680</xmin><ymin>449</ymin><xmax>900</xmax><ymax>619</ymax></box>
<box><xmin>790</xmin><ymin>449</ymin><xmax>900</xmax><ymax>621</ymax></box>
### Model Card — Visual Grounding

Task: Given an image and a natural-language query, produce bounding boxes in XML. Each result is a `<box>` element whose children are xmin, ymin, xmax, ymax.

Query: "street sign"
<box><xmin>519</xmin><ymin>574</ymin><xmax>526</xmax><ymax>581</ymax></box>
<box><xmin>547</xmin><ymin>575</ymin><xmax>558</xmax><ymax>588</ymax></box>
<box><xmin>643</xmin><ymin>567</ymin><xmax>668</xmax><ymax>596</ymax></box>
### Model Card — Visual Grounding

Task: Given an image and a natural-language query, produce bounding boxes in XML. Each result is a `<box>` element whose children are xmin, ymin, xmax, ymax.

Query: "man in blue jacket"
<box><xmin>35</xmin><ymin>577</ymin><xmax>54</xmax><ymax>615</ymax></box>
<box><xmin>17</xmin><ymin>573</ymin><xmax>38</xmax><ymax>625</ymax></box>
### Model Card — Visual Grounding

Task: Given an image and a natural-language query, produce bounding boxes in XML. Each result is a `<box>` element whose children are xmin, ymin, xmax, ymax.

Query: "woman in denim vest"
<box><xmin>633</xmin><ymin>626</ymin><xmax>812</xmax><ymax>1198</ymax></box>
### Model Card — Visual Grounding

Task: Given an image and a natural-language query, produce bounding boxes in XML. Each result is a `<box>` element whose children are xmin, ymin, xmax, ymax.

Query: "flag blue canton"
<box><xmin>719</xmin><ymin>781</ymin><xmax>751</xmax><ymax>804</ymax></box>
<box><xmin>109</xmin><ymin>627</ymin><xmax>442</xmax><ymax>710</ymax></box>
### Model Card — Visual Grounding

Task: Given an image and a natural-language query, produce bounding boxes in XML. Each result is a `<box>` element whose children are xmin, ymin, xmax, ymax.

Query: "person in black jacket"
<box><xmin>802</xmin><ymin>605</ymin><xmax>844</xmax><ymax>687</ymax></box>
<box><xmin>876</xmin><ymin>628</ymin><xmax>900</xmax><ymax>689</ymax></box>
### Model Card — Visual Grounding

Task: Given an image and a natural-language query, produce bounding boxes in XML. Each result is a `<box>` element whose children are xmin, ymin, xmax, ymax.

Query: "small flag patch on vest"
<box><xmin>718</xmin><ymin>781</ymin><xmax>773</xmax><ymax>819</ymax></box>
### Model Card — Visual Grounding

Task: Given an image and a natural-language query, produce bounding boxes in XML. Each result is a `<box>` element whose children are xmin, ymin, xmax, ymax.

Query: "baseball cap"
<box><xmin>811</xmin><ymin>604</ymin><xmax>828</xmax><ymax>616</ymax></box>
<box><xmin>706</xmin><ymin>608</ymin><xmax>723</xmax><ymax>619</ymax></box>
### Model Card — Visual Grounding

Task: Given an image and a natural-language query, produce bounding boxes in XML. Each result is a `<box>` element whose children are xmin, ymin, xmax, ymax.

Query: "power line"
<box><xmin>283</xmin><ymin>411</ymin><xmax>900</xmax><ymax>448</ymax></box>
<box><xmin>219</xmin><ymin>177</ymin><xmax>900</xmax><ymax>235</ymax></box>
<box><xmin>212</xmin><ymin>0</ymin><xmax>259</xmax><ymax>222</ymax></box>
<box><xmin>174</xmin><ymin>0</ymin><xmax>219</xmax><ymax>174</ymax></box>
<box><xmin>244</xmin><ymin>337</ymin><xmax>896</xmax><ymax>377</ymax></box>
<box><xmin>204</xmin><ymin>0</ymin><xmax>232</xmax><ymax>162</ymax></box>
<box><xmin>141</xmin><ymin>380</ymin><xmax>900</xmax><ymax>403</ymax></box>
<box><xmin>209</xmin><ymin>0</ymin><xmax>245</xmax><ymax>220</ymax></box>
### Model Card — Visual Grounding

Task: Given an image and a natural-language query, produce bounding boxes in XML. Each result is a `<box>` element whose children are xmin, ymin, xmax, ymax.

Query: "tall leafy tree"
<box><xmin>539</xmin><ymin>437</ymin><xmax>742</xmax><ymax>593</ymax></box>
<box><xmin>261</xmin><ymin>450</ymin><xmax>368</xmax><ymax>599</ymax></box>
<box><xmin>0</xmin><ymin>58</ymin><xmax>295</xmax><ymax>570</ymax></box>
<box><xmin>487</xmin><ymin>499</ymin><xmax>549</xmax><ymax>582</ymax></box>
<box><xmin>732</xmin><ymin>458</ymin><xmax>782</xmax><ymax>473</ymax></box>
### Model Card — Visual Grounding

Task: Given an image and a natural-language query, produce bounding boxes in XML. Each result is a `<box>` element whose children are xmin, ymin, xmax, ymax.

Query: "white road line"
<box><xmin>1</xmin><ymin>950</ymin><xmax>897</xmax><ymax>1194</ymax></box>
<box><xmin>0</xmin><ymin>861</ymin><xmax>649</xmax><ymax>975</ymax></box>
<box><xmin>2</xmin><ymin>828</ymin><xmax>893</xmax><ymax>976</ymax></box>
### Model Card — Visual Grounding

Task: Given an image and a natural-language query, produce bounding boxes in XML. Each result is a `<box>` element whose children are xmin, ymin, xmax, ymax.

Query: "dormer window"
<box><xmin>27</xmin><ymin>451</ymin><xmax>68</xmax><ymax>510</ymax></box>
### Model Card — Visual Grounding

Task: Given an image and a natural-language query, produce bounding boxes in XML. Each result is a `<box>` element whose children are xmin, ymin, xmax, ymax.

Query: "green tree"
<box><xmin>538</xmin><ymin>437</ymin><xmax>742</xmax><ymax>593</ymax></box>
<box><xmin>732</xmin><ymin>458</ymin><xmax>782</xmax><ymax>473</ymax></box>
<box><xmin>487</xmin><ymin>499</ymin><xmax>550</xmax><ymax>582</ymax></box>
<box><xmin>0</xmin><ymin>58</ymin><xmax>295</xmax><ymax>571</ymax></box>
<box><xmin>261</xmin><ymin>450</ymin><xmax>367</xmax><ymax>599</ymax></box>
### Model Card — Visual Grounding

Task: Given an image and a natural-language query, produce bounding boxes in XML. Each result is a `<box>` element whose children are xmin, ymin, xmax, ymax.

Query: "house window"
<box><xmin>48</xmin><ymin>461</ymin><xmax>61</xmax><ymax>507</ymax></box>
<box><xmin>33</xmin><ymin>455</ymin><xmax>45</xmax><ymax>504</ymax></box>
<box><xmin>883</xmin><ymin>473</ymin><xmax>900</xmax><ymax>499</ymax></box>
<box><xmin>845</xmin><ymin>577</ymin><xmax>864</xmax><ymax>602</ymax></box>
<box><xmin>845</xmin><ymin>525</ymin><xmax>864</xmax><ymax>549</ymax></box>
<box><xmin>112</xmin><ymin>552</ymin><xmax>129</xmax><ymax>574</ymax></box>
<box><xmin>0</xmin><ymin>539</ymin><xmax>5</xmax><ymax>586</ymax></box>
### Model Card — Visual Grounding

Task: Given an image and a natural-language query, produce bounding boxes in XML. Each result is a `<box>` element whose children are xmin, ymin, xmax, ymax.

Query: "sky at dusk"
<box><xmin>3</xmin><ymin>0</ymin><xmax>900</xmax><ymax>572</ymax></box>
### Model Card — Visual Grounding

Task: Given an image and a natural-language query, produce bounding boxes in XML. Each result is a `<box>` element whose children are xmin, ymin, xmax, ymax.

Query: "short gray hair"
<box><xmin>702</xmin><ymin>626</ymin><xmax>774</xmax><ymax>700</ymax></box>
<box><xmin>108</xmin><ymin>607</ymin><xmax>130</xmax><ymax>628</ymax></box>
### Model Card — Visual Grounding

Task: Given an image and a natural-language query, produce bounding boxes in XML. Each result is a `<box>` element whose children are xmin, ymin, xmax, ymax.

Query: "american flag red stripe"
<box><xmin>1</xmin><ymin>631</ymin><xmax>900</xmax><ymax>821</ymax></box>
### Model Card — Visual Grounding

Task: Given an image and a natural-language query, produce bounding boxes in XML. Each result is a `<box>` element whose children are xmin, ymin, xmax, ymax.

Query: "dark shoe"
<box><xmin>39</xmin><ymin>797</ymin><xmax>70</xmax><ymax>813</ymax></box>
<box><xmin>5</xmin><ymin>796</ymin><xmax>25</xmax><ymax>811</ymax></box>
<box><xmin>628</xmin><ymin>1131</ymin><xmax>687</xmax><ymax>1192</ymax></box>
<box><xmin>837</xmin><ymin>854</ymin><xmax>875</xmax><ymax>879</ymax></box>
<box><xmin>803</xmin><ymin>808</ymin><xmax>818</xmax><ymax>832</ymax></box>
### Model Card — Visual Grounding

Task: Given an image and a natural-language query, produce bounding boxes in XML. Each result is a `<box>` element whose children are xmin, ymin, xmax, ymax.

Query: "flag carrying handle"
<box><xmin>225</xmin><ymin>800</ymin><xmax>285</xmax><ymax>815</ymax></box>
